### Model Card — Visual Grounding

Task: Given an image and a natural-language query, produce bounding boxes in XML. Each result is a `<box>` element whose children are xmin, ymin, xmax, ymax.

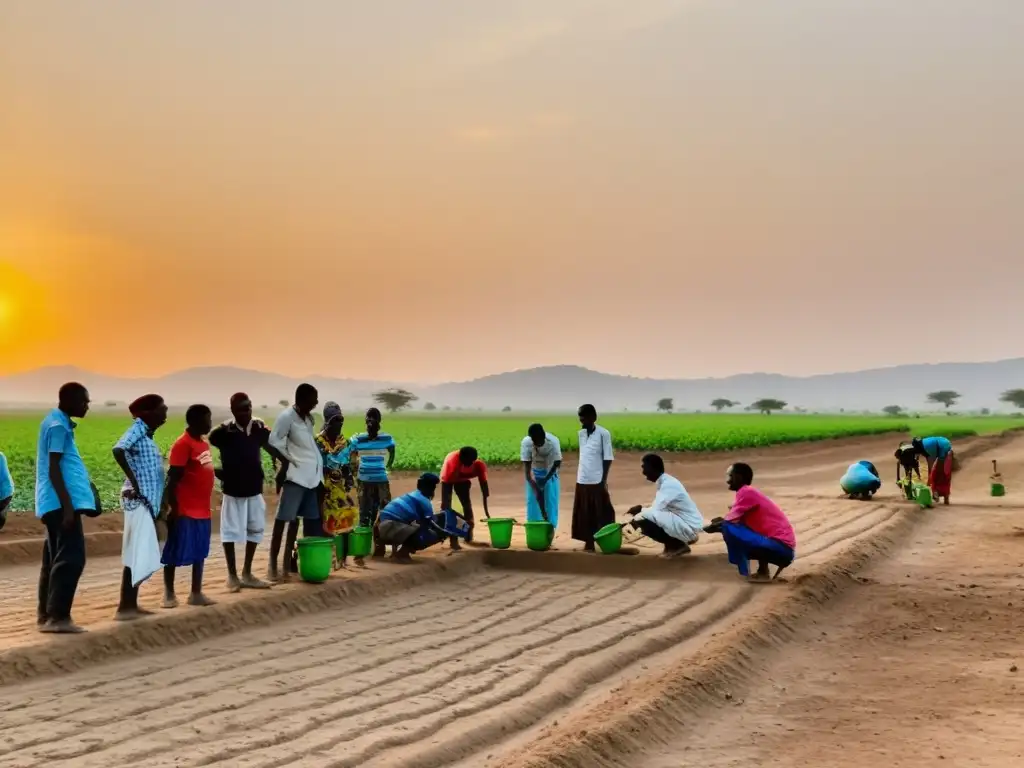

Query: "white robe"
<box><xmin>634</xmin><ymin>474</ymin><xmax>704</xmax><ymax>543</ymax></box>
<box><xmin>122</xmin><ymin>503</ymin><xmax>162</xmax><ymax>587</ymax></box>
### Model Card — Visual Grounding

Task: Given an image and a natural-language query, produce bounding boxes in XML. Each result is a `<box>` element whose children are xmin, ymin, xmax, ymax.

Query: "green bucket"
<box><xmin>349</xmin><ymin>526</ymin><xmax>373</xmax><ymax>558</ymax></box>
<box><xmin>991</xmin><ymin>482</ymin><xmax>1005</xmax><ymax>497</ymax></box>
<box><xmin>524</xmin><ymin>521</ymin><xmax>554</xmax><ymax>551</ymax></box>
<box><xmin>486</xmin><ymin>518</ymin><xmax>515</xmax><ymax>549</ymax></box>
<box><xmin>296</xmin><ymin>537</ymin><xmax>333</xmax><ymax>583</ymax></box>
<box><xmin>593</xmin><ymin>523</ymin><xmax>623</xmax><ymax>554</ymax></box>
<box><xmin>913</xmin><ymin>484</ymin><xmax>933</xmax><ymax>508</ymax></box>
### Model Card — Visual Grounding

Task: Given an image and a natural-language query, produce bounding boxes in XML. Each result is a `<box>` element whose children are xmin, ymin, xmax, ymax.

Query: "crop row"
<box><xmin>0</xmin><ymin>412</ymin><xmax>1016</xmax><ymax>511</ymax></box>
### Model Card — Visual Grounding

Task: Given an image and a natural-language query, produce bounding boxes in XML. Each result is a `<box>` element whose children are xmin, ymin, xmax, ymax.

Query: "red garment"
<box><xmin>168</xmin><ymin>433</ymin><xmax>215</xmax><ymax>519</ymax></box>
<box><xmin>929</xmin><ymin>452</ymin><xmax>953</xmax><ymax>497</ymax></box>
<box><xmin>440</xmin><ymin>450</ymin><xmax>488</xmax><ymax>484</ymax></box>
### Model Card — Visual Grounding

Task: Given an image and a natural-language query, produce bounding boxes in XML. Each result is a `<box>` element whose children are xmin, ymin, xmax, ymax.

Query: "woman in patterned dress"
<box><xmin>316</xmin><ymin>402</ymin><xmax>360</xmax><ymax>567</ymax></box>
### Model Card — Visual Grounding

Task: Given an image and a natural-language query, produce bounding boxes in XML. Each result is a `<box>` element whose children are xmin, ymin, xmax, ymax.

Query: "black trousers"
<box><xmin>38</xmin><ymin>510</ymin><xmax>87</xmax><ymax>623</ymax></box>
<box><xmin>637</xmin><ymin>518</ymin><xmax>687</xmax><ymax>547</ymax></box>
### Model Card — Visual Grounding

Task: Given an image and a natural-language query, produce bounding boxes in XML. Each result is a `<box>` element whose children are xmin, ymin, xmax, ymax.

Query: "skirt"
<box><xmin>571</xmin><ymin>483</ymin><xmax>616</xmax><ymax>543</ymax></box>
<box><xmin>123</xmin><ymin>503</ymin><xmax>162</xmax><ymax>587</ymax></box>
<box><xmin>161</xmin><ymin>516</ymin><xmax>212</xmax><ymax>567</ymax></box>
<box><xmin>525</xmin><ymin>470</ymin><xmax>560</xmax><ymax>529</ymax></box>
<box><xmin>929</xmin><ymin>451</ymin><xmax>954</xmax><ymax>497</ymax></box>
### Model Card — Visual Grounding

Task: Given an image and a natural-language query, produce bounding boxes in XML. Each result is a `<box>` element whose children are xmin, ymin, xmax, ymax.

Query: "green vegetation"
<box><xmin>0</xmin><ymin>411</ymin><xmax>1019</xmax><ymax>512</ymax></box>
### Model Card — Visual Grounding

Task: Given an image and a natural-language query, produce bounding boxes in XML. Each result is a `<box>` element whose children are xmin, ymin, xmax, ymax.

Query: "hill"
<box><xmin>2</xmin><ymin>359</ymin><xmax>1023</xmax><ymax>413</ymax></box>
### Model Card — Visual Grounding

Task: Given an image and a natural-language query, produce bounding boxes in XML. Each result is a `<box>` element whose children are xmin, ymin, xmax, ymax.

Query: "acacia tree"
<box><xmin>656</xmin><ymin>397</ymin><xmax>674</xmax><ymax>413</ymax></box>
<box><xmin>751</xmin><ymin>398</ymin><xmax>787</xmax><ymax>415</ymax></box>
<box><xmin>710</xmin><ymin>398</ymin><xmax>738</xmax><ymax>412</ymax></box>
<box><xmin>423</xmin><ymin>402</ymin><xmax>437</xmax><ymax>411</ymax></box>
<box><xmin>1000</xmin><ymin>389</ymin><xmax>1024</xmax><ymax>410</ymax></box>
<box><xmin>882</xmin><ymin>405</ymin><xmax>904</xmax><ymax>417</ymax></box>
<box><xmin>927</xmin><ymin>390</ymin><xmax>961</xmax><ymax>410</ymax></box>
<box><xmin>372</xmin><ymin>388</ymin><xmax>418</xmax><ymax>413</ymax></box>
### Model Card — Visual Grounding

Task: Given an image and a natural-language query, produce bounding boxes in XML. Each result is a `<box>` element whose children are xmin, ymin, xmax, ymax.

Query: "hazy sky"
<box><xmin>2</xmin><ymin>0</ymin><xmax>1022</xmax><ymax>383</ymax></box>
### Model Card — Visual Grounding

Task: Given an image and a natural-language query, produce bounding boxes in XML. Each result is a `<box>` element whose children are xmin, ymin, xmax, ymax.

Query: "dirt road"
<box><xmin>0</xmin><ymin>432</ymin><xmax>1019</xmax><ymax>767</ymax></box>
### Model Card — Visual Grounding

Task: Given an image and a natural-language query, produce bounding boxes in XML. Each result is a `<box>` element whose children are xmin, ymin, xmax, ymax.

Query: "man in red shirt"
<box><xmin>161</xmin><ymin>404</ymin><xmax>216</xmax><ymax>608</ymax></box>
<box><xmin>440</xmin><ymin>446</ymin><xmax>490</xmax><ymax>551</ymax></box>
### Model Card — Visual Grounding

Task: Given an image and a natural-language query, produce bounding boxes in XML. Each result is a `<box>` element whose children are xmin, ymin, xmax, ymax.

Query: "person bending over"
<box><xmin>439</xmin><ymin>446</ymin><xmax>490</xmax><ymax>551</ymax></box>
<box><xmin>912</xmin><ymin>435</ymin><xmax>954</xmax><ymax>505</ymax></box>
<box><xmin>377</xmin><ymin>473</ymin><xmax>450</xmax><ymax>562</ymax></box>
<box><xmin>710</xmin><ymin>463</ymin><xmax>796</xmax><ymax>582</ymax></box>
<box><xmin>894</xmin><ymin>443</ymin><xmax>922</xmax><ymax>500</ymax></box>
<box><xmin>625</xmin><ymin>454</ymin><xmax>704</xmax><ymax>558</ymax></box>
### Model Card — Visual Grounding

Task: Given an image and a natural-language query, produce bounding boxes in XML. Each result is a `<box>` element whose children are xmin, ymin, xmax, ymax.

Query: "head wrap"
<box><xmin>323</xmin><ymin>402</ymin><xmax>342</xmax><ymax>424</ymax></box>
<box><xmin>129</xmin><ymin>394</ymin><xmax>165</xmax><ymax>419</ymax></box>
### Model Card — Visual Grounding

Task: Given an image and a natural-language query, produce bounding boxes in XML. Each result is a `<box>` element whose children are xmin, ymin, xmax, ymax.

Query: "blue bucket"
<box><xmin>444</xmin><ymin>509</ymin><xmax>471</xmax><ymax>539</ymax></box>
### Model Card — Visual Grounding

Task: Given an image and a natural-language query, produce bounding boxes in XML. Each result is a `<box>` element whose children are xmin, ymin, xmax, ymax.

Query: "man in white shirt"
<box><xmin>520</xmin><ymin>423</ymin><xmax>563</xmax><ymax>529</ymax></box>
<box><xmin>266</xmin><ymin>383</ymin><xmax>323</xmax><ymax>582</ymax></box>
<box><xmin>627</xmin><ymin>453</ymin><xmax>704</xmax><ymax>558</ymax></box>
<box><xmin>571</xmin><ymin>403</ymin><xmax>615</xmax><ymax>552</ymax></box>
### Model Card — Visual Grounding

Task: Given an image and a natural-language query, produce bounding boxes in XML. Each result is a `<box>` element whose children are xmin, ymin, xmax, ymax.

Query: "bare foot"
<box><xmin>748</xmin><ymin>573</ymin><xmax>772</xmax><ymax>584</ymax></box>
<box><xmin>354</xmin><ymin>557</ymin><xmax>367</xmax><ymax>568</ymax></box>
<box><xmin>39</xmin><ymin>619</ymin><xmax>86</xmax><ymax>634</ymax></box>
<box><xmin>266</xmin><ymin>565</ymin><xmax>280</xmax><ymax>584</ymax></box>
<box><xmin>392</xmin><ymin>552</ymin><xmax>413</xmax><ymax>563</ymax></box>
<box><xmin>114</xmin><ymin>608</ymin><xmax>148</xmax><ymax>622</ymax></box>
<box><xmin>372</xmin><ymin>547</ymin><xmax>387</xmax><ymax>559</ymax></box>
<box><xmin>450</xmin><ymin>541</ymin><xmax>464</xmax><ymax>552</ymax></box>
<box><xmin>187</xmin><ymin>592</ymin><xmax>216</xmax><ymax>607</ymax></box>
<box><xmin>161</xmin><ymin>594</ymin><xmax>179</xmax><ymax>609</ymax></box>
<box><xmin>277</xmin><ymin>570</ymin><xmax>291</xmax><ymax>584</ymax></box>
<box><xmin>239</xmin><ymin>574</ymin><xmax>271</xmax><ymax>590</ymax></box>
<box><xmin>225</xmin><ymin>575</ymin><xmax>242</xmax><ymax>593</ymax></box>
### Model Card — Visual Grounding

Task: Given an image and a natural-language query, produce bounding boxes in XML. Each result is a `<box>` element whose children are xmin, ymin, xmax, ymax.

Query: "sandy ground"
<box><xmin>0</xmin><ymin>432</ymin><xmax>1020</xmax><ymax>767</ymax></box>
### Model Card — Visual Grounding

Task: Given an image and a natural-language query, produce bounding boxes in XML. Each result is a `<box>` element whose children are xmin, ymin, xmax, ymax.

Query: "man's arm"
<box><xmin>267</xmin><ymin>413</ymin><xmax>294</xmax><ymax>463</ymax></box>
<box><xmin>386</xmin><ymin>442</ymin><xmax>395</xmax><ymax>471</ymax></box>
<box><xmin>601</xmin><ymin>430</ymin><xmax>613</xmax><ymax>486</ymax></box>
<box><xmin>48</xmin><ymin>452</ymin><xmax>77</xmax><ymax>529</ymax></box>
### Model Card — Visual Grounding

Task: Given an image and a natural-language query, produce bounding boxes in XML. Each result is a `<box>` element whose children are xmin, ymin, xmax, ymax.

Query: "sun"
<box><xmin>0</xmin><ymin>264</ymin><xmax>60</xmax><ymax>352</ymax></box>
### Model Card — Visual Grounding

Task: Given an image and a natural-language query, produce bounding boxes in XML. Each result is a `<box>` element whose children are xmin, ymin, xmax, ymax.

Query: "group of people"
<box><xmin>838</xmin><ymin>435</ymin><xmax>955</xmax><ymax>504</ymax></box>
<box><xmin>22</xmin><ymin>380</ymin><xmax>845</xmax><ymax>633</ymax></box>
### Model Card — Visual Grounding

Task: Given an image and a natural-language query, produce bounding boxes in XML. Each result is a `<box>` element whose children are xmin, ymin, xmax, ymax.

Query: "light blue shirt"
<box><xmin>115</xmin><ymin>418</ymin><xmax>165</xmax><ymax>518</ymax></box>
<box><xmin>921</xmin><ymin>436</ymin><xmax>952</xmax><ymax>459</ymax></box>
<box><xmin>0</xmin><ymin>452</ymin><xmax>13</xmax><ymax>502</ymax></box>
<box><xmin>35</xmin><ymin>409</ymin><xmax>96</xmax><ymax>518</ymax></box>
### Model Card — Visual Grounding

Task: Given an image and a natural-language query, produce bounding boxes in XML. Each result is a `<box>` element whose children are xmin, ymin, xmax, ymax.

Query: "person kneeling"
<box><xmin>709</xmin><ymin>463</ymin><xmax>797</xmax><ymax>582</ymax></box>
<box><xmin>840</xmin><ymin>460</ymin><xmax>881</xmax><ymax>501</ymax></box>
<box><xmin>377</xmin><ymin>473</ymin><xmax>451</xmax><ymax>562</ymax></box>
<box><xmin>626</xmin><ymin>454</ymin><xmax>704</xmax><ymax>558</ymax></box>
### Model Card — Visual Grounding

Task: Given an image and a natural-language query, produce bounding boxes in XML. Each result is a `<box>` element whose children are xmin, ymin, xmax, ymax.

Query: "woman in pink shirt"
<box><xmin>715</xmin><ymin>463</ymin><xmax>796</xmax><ymax>582</ymax></box>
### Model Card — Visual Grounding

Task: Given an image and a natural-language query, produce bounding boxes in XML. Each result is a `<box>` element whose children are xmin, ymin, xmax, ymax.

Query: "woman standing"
<box><xmin>161</xmin><ymin>404</ymin><xmax>216</xmax><ymax>608</ymax></box>
<box><xmin>316</xmin><ymin>402</ymin><xmax>359</xmax><ymax>567</ymax></box>
<box><xmin>912</xmin><ymin>435</ymin><xmax>954</xmax><ymax>505</ymax></box>
<box><xmin>112</xmin><ymin>394</ymin><xmax>168</xmax><ymax>621</ymax></box>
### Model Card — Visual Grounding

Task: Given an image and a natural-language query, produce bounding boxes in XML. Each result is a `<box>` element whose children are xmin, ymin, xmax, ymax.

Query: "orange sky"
<box><xmin>2</xmin><ymin>0</ymin><xmax>1023</xmax><ymax>383</ymax></box>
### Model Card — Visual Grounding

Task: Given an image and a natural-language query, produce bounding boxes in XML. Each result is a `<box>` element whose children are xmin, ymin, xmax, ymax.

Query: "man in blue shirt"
<box><xmin>0</xmin><ymin>450</ymin><xmax>13</xmax><ymax>531</ymax></box>
<box><xmin>35</xmin><ymin>382</ymin><xmax>102</xmax><ymax>634</ymax></box>
<box><xmin>377</xmin><ymin>473</ymin><xmax>449</xmax><ymax>562</ymax></box>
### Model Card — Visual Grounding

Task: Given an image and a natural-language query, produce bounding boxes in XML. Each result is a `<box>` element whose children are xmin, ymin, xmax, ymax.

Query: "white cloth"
<box><xmin>122</xmin><ymin>505</ymin><xmax>162</xmax><ymax>587</ymax></box>
<box><xmin>268</xmin><ymin>407</ymin><xmax>323</xmax><ymax>489</ymax></box>
<box><xmin>220</xmin><ymin>494</ymin><xmax>266</xmax><ymax>544</ymax></box>
<box><xmin>634</xmin><ymin>474</ymin><xmax>704</xmax><ymax>543</ymax></box>
<box><xmin>577</xmin><ymin>425</ymin><xmax>613</xmax><ymax>485</ymax></box>
<box><xmin>520</xmin><ymin>433</ymin><xmax>562</xmax><ymax>472</ymax></box>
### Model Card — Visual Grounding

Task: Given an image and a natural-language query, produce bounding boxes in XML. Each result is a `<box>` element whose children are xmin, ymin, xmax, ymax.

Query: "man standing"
<box><xmin>267</xmin><ymin>383</ymin><xmax>323</xmax><ymax>582</ymax></box>
<box><xmin>571</xmin><ymin>403</ymin><xmax>615</xmax><ymax>552</ymax></box>
<box><xmin>36</xmin><ymin>383</ymin><xmax>100</xmax><ymax>634</ymax></box>
<box><xmin>439</xmin><ymin>446</ymin><xmax>490</xmax><ymax>551</ymax></box>
<box><xmin>521</xmin><ymin>424</ymin><xmax>562</xmax><ymax>529</ymax></box>
<box><xmin>209</xmin><ymin>392</ymin><xmax>282</xmax><ymax>591</ymax></box>
<box><xmin>626</xmin><ymin>454</ymin><xmax>703</xmax><ymax>558</ymax></box>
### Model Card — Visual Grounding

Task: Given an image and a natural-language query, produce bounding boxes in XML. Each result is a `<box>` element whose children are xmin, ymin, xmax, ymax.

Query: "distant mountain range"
<box><xmin>2</xmin><ymin>360</ymin><xmax>1023</xmax><ymax>413</ymax></box>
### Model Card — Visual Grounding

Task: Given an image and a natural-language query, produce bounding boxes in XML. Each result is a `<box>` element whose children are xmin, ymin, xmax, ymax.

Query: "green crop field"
<box><xmin>0</xmin><ymin>411</ymin><xmax>1019</xmax><ymax>512</ymax></box>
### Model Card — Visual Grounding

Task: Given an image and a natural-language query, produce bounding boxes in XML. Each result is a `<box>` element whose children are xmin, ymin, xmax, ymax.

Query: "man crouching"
<box><xmin>377</xmin><ymin>473</ymin><xmax>451</xmax><ymax>562</ymax></box>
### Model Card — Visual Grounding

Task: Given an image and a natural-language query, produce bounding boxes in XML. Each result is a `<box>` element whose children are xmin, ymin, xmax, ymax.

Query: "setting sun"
<box><xmin>0</xmin><ymin>262</ymin><xmax>62</xmax><ymax>368</ymax></box>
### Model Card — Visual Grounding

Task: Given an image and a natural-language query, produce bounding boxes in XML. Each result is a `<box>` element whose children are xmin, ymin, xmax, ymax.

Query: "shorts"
<box><xmin>275</xmin><ymin>482</ymin><xmax>321</xmax><ymax>523</ymax></box>
<box><xmin>377</xmin><ymin>518</ymin><xmax>420</xmax><ymax>546</ymax></box>
<box><xmin>221</xmin><ymin>494</ymin><xmax>266</xmax><ymax>544</ymax></box>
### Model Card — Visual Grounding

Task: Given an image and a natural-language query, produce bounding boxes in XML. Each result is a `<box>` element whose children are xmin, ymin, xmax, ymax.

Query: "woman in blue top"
<box><xmin>912</xmin><ymin>436</ymin><xmax>954</xmax><ymax>505</ymax></box>
<box><xmin>840</xmin><ymin>460</ymin><xmax>881</xmax><ymax>501</ymax></box>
